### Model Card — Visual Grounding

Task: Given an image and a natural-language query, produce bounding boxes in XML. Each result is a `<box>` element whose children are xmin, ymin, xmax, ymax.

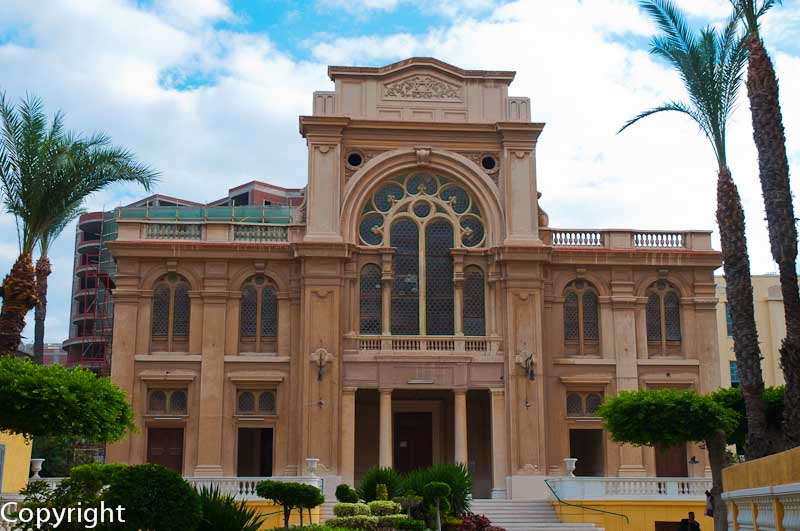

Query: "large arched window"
<box><xmin>240</xmin><ymin>275</ymin><xmax>278</xmax><ymax>352</ymax></box>
<box><xmin>563</xmin><ymin>279</ymin><xmax>599</xmax><ymax>355</ymax></box>
<box><xmin>646</xmin><ymin>281</ymin><xmax>682</xmax><ymax>355</ymax></box>
<box><xmin>359</xmin><ymin>264</ymin><xmax>382</xmax><ymax>335</ymax></box>
<box><xmin>359</xmin><ymin>174</ymin><xmax>486</xmax><ymax>337</ymax></box>
<box><xmin>151</xmin><ymin>274</ymin><xmax>190</xmax><ymax>351</ymax></box>
<box><xmin>463</xmin><ymin>266</ymin><xmax>486</xmax><ymax>336</ymax></box>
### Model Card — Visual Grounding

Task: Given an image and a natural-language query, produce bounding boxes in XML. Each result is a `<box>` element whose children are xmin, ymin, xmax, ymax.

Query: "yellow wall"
<box><xmin>723</xmin><ymin>446</ymin><xmax>800</xmax><ymax>492</ymax></box>
<box><xmin>552</xmin><ymin>500</ymin><xmax>711</xmax><ymax>531</ymax></box>
<box><xmin>243</xmin><ymin>501</ymin><xmax>320</xmax><ymax>531</ymax></box>
<box><xmin>0</xmin><ymin>432</ymin><xmax>32</xmax><ymax>495</ymax></box>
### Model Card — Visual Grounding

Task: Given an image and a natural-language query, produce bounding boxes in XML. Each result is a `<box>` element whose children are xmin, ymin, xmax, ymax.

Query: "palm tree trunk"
<box><xmin>706</xmin><ymin>430</ymin><xmax>729</xmax><ymax>531</ymax></box>
<box><xmin>744</xmin><ymin>34</ymin><xmax>800</xmax><ymax>448</ymax></box>
<box><xmin>0</xmin><ymin>253</ymin><xmax>39</xmax><ymax>355</ymax></box>
<box><xmin>33</xmin><ymin>255</ymin><xmax>51</xmax><ymax>364</ymax></box>
<box><xmin>716</xmin><ymin>167</ymin><xmax>773</xmax><ymax>458</ymax></box>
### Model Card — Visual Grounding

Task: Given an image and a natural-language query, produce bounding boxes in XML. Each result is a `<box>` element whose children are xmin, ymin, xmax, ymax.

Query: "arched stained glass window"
<box><xmin>426</xmin><ymin>220</ymin><xmax>454</xmax><ymax>335</ymax></box>
<box><xmin>563</xmin><ymin>280</ymin><xmax>600</xmax><ymax>355</ymax></box>
<box><xmin>463</xmin><ymin>266</ymin><xmax>486</xmax><ymax>336</ymax></box>
<box><xmin>360</xmin><ymin>265</ymin><xmax>382</xmax><ymax>335</ymax></box>
<box><xmin>646</xmin><ymin>281</ymin><xmax>682</xmax><ymax>355</ymax></box>
<box><xmin>391</xmin><ymin>220</ymin><xmax>420</xmax><ymax>335</ymax></box>
<box><xmin>151</xmin><ymin>275</ymin><xmax>191</xmax><ymax>351</ymax></box>
<box><xmin>239</xmin><ymin>276</ymin><xmax>279</xmax><ymax>352</ymax></box>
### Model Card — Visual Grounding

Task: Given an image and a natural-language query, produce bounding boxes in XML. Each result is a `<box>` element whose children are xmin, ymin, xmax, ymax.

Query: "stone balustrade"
<box><xmin>548</xmin><ymin>476</ymin><xmax>711</xmax><ymax>501</ymax></box>
<box><xmin>346</xmin><ymin>334</ymin><xmax>502</xmax><ymax>356</ymax></box>
<box><xmin>723</xmin><ymin>482</ymin><xmax>800</xmax><ymax>531</ymax></box>
<box><xmin>116</xmin><ymin>221</ymin><xmax>301</xmax><ymax>244</ymax></box>
<box><xmin>541</xmin><ymin>228</ymin><xmax>714</xmax><ymax>251</ymax></box>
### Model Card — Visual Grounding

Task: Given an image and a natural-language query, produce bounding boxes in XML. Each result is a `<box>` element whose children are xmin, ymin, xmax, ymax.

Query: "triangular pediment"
<box><xmin>328</xmin><ymin>57</ymin><xmax>515</xmax><ymax>83</ymax></box>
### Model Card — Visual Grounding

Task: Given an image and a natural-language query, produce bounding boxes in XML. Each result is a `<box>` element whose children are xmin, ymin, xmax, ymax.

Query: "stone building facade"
<box><xmin>106</xmin><ymin>58</ymin><xmax>722</xmax><ymax>499</ymax></box>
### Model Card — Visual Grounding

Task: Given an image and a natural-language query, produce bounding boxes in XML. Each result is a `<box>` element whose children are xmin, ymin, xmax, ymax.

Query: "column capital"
<box><xmin>378</xmin><ymin>387</ymin><xmax>394</xmax><ymax>394</ymax></box>
<box><xmin>453</xmin><ymin>388</ymin><xmax>468</xmax><ymax>396</ymax></box>
<box><xmin>343</xmin><ymin>387</ymin><xmax>358</xmax><ymax>394</ymax></box>
<box><xmin>489</xmin><ymin>387</ymin><xmax>505</xmax><ymax>396</ymax></box>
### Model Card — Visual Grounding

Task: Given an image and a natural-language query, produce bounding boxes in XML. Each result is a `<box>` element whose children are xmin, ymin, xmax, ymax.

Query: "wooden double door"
<box><xmin>147</xmin><ymin>427</ymin><xmax>184</xmax><ymax>473</ymax></box>
<box><xmin>394</xmin><ymin>412</ymin><xmax>433</xmax><ymax>473</ymax></box>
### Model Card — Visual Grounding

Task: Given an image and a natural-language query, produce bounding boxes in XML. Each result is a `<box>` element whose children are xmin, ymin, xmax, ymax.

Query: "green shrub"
<box><xmin>282</xmin><ymin>526</ymin><xmax>353</xmax><ymax>531</ymax></box>
<box><xmin>327</xmin><ymin>515</ymin><xmax>378</xmax><ymax>531</ymax></box>
<box><xmin>376</xmin><ymin>483</ymin><xmax>389</xmax><ymax>501</ymax></box>
<box><xmin>377</xmin><ymin>515</ymin><xmax>426</xmax><ymax>531</ymax></box>
<box><xmin>393</xmin><ymin>494</ymin><xmax>423</xmax><ymax>517</ymax></box>
<box><xmin>197</xmin><ymin>486</ymin><xmax>265</xmax><ymax>531</ymax></box>
<box><xmin>403</xmin><ymin>464</ymin><xmax>472</xmax><ymax>515</ymax></box>
<box><xmin>69</xmin><ymin>462</ymin><xmax>127</xmax><ymax>491</ymax></box>
<box><xmin>104</xmin><ymin>463</ymin><xmax>202</xmax><ymax>531</ymax></box>
<box><xmin>256</xmin><ymin>480</ymin><xmax>324</xmax><ymax>530</ymax></box>
<box><xmin>368</xmin><ymin>500</ymin><xmax>401</xmax><ymax>516</ymax></box>
<box><xmin>358</xmin><ymin>467</ymin><xmax>403</xmax><ymax>502</ymax></box>
<box><xmin>424</xmin><ymin>482</ymin><xmax>451</xmax><ymax>531</ymax></box>
<box><xmin>336</xmin><ymin>483</ymin><xmax>360</xmax><ymax>503</ymax></box>
<box><xmin>333</xmin><ymin>503</ymin><xmax>371</xmax><ymax>517</ymax></box>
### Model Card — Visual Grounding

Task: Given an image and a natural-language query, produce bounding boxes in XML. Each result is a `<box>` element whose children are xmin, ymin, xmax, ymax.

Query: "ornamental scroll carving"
<box><xmin>383</xmin><ymin>75</ymin><xmax>461</xmax><ymax>101</ymax></box>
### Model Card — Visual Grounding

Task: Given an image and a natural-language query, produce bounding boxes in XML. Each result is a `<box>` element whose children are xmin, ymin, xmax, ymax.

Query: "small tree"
<box><xmin>336</xmin><ymin>483</ymin><xmax>360</xmax><ymax>503</ymax></box>
<box><xmin>256</xmin><ymin>480</ymin><xmax>323</xmax><ymax>530</ymax></box>
<box><xmin>597</xmin><ymin>389</ymin><xmax>736</xmax><ymax>531</ymax></box>
<box><xmin>0</xmin><ymin>357</ymin><xmax>134</xmax><ymax>441</ymax></box>
<box><xmin>423</xmin><ymin>482</ymin><xmax>451</xmax><ymax>531</ymax></box>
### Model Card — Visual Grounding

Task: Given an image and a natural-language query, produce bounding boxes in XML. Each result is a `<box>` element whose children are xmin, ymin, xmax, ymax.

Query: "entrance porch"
<box><xmin>350</xmin><ymin>388</ymin><xmax>502</xmax><ymax>499</ymax></box>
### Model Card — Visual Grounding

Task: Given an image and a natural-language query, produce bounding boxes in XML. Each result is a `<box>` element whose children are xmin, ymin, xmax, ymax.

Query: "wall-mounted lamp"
<box><xmin>309</xmin><ymin>347</ymin><xmax>334</xmax><ymax>382</ymax></box>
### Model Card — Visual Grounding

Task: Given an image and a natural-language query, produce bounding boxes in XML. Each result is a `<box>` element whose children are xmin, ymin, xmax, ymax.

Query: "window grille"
<box><xmin>646</xmin><ymin>293</ymin><xmax>662</xmax><ymax>341</ymax></box>
<box><xmin>729</xmin><ymin>361</ymin><xmax>739</xmax><ymax>388</ymax></box>
<box><xmin>566</xmin><ymin>393</ymin><xmax>583</xmax><ymax>416</ymax></box>
<box><xmin>646</xmin><ymin>282</ymin><xmax>682</xmax><ymax>355</ymax></box>
<box><xmin>582</xmin><ymin>291</ymin><xmax>599</xmax><ymax>341</ymax></box>
<box><xmin>725</xmin><ymin>303</ymin><xmax>733</xmax><ymax>336</ymax></box>
<box><xmin>238</xmin><ymin>391</ymin><xmax>256</xmax><ymax>413</ymax></box>
<box><xmin>585</xmin><ymin>393</ymin><xmax>602</xmax><ymax>415</ymax></box>
<box><xmin>261</xmin><ymin>286</ymin><xmax>277</xmax><ymax>337</ymax></box>
<box><xmin>148</xmin><ymin>391</ymin><xmax>167</xmax><ymax>413</ymax></box>
<box><xmin>169</xmin><ymin>390</ymin><xmax>188</xmax><ymax>414</ymax></box>
<box><xmin>564</xmin><ymin>292</ymin><xmax>579</xmax><ymax>341</ymax></box>
<box><xmin>359</xmin><ymin>265</ymin><xmax>382</xmax><ymax>335</ymax></box>
<box><xmin>172</xmin><ymin>284</ymin><xmax>190</xmax><ymax>337</ymax></box>
<box><xmin>391</xmin><ymin>220</ymin><xmax>420</xmax><ymax>335</ymax></box>
<box><xmin>151</xmin><ymin>286</ymin><xmax>170</xmax><ymax>337</ymax></box>
<box><xmin>664</xmin><ymin>291</ymin><xmax>681</xmax><ymax>341</ymax></box>
<box><xmin>426</xmin><ymin>220</ymin><xmax>454</xmax><ymax>335</ymax></box>
<box><xmin>463</xmin><ymin>266</ymin><xmax>486</xmax><ymax>336</ymax></box>
<box><xmin>240</xmin><ymin>286</ymin><xmax>258</xmax><ymax>338</ymax></box>
<box><xmin>564</xmin><ymin>280</ymin><xmax>600</xmax><ymax>355</ymax></box>
<box><xmin>258</xmin><ymin>391</ymin><xmax>276</xmax><ymax>414</ymax></box>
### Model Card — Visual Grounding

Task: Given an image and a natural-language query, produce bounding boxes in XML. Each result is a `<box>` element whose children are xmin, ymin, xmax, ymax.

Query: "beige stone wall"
<box><xmin>107</xmin><ymin>58</ymin><xmax>723</xmax><ymax>498</ymax></box>
<box><xmin>716</xmin><ymin>274</ymin><xmax>788</xmax><ymax>387</ymax></box>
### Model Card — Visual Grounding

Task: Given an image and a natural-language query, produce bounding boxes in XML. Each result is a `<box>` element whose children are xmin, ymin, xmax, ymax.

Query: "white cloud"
<box><xmin>316</xmin><ymin>0</ymin><xmax>498</xmax><ymax>16</ymax></box>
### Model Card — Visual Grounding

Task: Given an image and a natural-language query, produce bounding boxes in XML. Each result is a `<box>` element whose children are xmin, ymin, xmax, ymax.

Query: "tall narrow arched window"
<box><xmin>360</xmin><ymin>264</ymin><xmax>382</xmax><ymax>335</ymax></box>
<box><xmin>563</xmin><ymin>279</ymin><xmax>600</xmax><ymax>355</ymax></box>
<box><xmin>239</xmin><ymin>275</ymin><xmax>278</xmax><ymax>352</ymax></box>
<box><xmin>426</xmin><ymin>220</ymin><xmax>454</xmax><ymax>335</ymax></box>
<box><xmin>646</xmin><ymin>281</ymin><xmax>682</xmax><ymax>355</ymax></box>
<box><xmin>391</xmin><ymin>220</ymin><xmax>419</xmax><ymax>335</ymax></box>
<box><xmin>463</xmin><ymin>266</ymin><xmax>486</xmax><ymax>336</ymax></box>
<box><xmin>151</xmin><ymin>274</ymin><xmax>191</xmax><ymax>352</ymax></box>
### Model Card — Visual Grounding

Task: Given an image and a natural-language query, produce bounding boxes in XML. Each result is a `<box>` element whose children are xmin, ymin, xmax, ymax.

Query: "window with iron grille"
<box><xmin>239</xmin><ymin>276</ymin><xmax>278</xmax><ymax>352</ymax></box>
<box><xmin>147</xmin><ymin>389</ymin><xmax>188</xmax><ymax>415</ymax></box>
<box><xmin>563</xmin><ymin>280</ymin><xmax>600</xmax><ymax>355</ymax></box>
<box><xmin>725</xmin><ymin>303</ymin><xmax>733</xmax><ymax>336</ymax></box>
<box><xmin>463</xmin><ymin>266</ymin><xmax>486</xmax><ymax>336</ymax></box>
<box><xmin>360</xmin><ymin>264</ymin><xmax>382</xmax><ymax>335</ymax></box>
<box><xmin>646</xmin><ymin>281</ymin><xmax>682</xmax><ymax>355</ymax></box>
<box><xmin>151</xmin><ymin>274</ymin><xmax>191</xmax><ymax>352</ymax></box>
<box><xmin>729</xmin><ymin>361</ymin><xmax>739</xmax><ymax>388</ymax></box>
<box><xmin>566</xmin><ymin>391</ymin><xmax>604</xmax><ymax>417</ymax></box>
<box><xmin>237</xmin><ymin>390</ymin><xmax>277</xmax><ymax>415</ymax></box>
<box><xmin>358</xmin><ymin>174</ymin><xmax>487</xmax><ymax>338</ymax></box>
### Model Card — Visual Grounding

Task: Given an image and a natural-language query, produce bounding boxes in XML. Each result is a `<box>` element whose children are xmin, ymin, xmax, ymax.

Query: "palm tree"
<box><xmin>731</xmin><ymin>0</ymin><xmax>800</xmax><ymax>449</ymax></box>
<box><xmin>619</xmin><ymin>1</ymin><xmax>773</xmax><ymax>526</ymax></box>
<box><xmin>33</xmin><ymin>202</ymin><xmax>85</xmax><ymax>364</ymax></box>
<box><xmin>0</xmin><ymin>93</ymin><xmax>157</xmax><ymax>355</ymax></box>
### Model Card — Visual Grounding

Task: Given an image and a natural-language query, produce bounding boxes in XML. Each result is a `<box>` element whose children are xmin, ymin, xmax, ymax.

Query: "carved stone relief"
<box><xmin>383</xmin><ymin>75</ymin><xmax>461</xmax><ymax>101</ymax></box>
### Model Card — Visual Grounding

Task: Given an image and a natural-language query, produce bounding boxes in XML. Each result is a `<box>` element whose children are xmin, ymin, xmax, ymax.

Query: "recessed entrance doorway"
<box><xmin>237</xmin><ymin>427</ymin><xmax>274</xmax><ymax>477</ymax></box>
<box><xmin>394</xmin><ymin>412</ymin><xmax>433</xmax><ymax>473</ymax></box>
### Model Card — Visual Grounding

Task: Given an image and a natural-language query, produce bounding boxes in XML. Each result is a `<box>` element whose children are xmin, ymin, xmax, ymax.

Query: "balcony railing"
<box><xmin>547</xmin><ymin>477</ymin><xmax>711</xmax><ymax>501</ymax></box>
<box><xmin>116</xmin><ymin>220</ymin><xmax>301</xmax><ymax>244</ymax></box>
<box><xmin>29</xmin><ymin>476</ymin><xmax>323</xmax><ymax>501</ymax></box>
<box><xmin>346</xmin><ymin>335</ymin><xmax>501</xmax><ymax>356</ymax></box>
<box><xmin>541</xmin><ymin>228</ymin><xmax>713</xmax><ymax>251</ymax></box>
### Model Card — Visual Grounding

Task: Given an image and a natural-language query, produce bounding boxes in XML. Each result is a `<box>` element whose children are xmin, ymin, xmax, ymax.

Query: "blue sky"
<box><xmin>1</xmin><ymin>0</ymin><xmax>799</xmax><ymax>344</ymax></box>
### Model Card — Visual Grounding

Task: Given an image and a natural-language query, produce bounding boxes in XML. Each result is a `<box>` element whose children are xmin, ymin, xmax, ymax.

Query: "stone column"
<box><xmin>107</xmin><ymin>292</ymin><xmax>140</xmax><ymax>464</ymax></box>
<box><xmin>381</xmin><ymin>251</ymin><xmax>394</xmax><ymax>337</ymax></box>
<box><xmin>454</xmin><ymin>390</ymin><xmax>468</xmax><ymax>464</ymax></box>
<box><xmin>194</xmin><ymin>293</ymin><xmax>227</xmax><ymax>476</ymax></box>
<box><xmin>340</xmin><ymin>387</ymin><xmax>357</xmax><ymax>485</ymax></box>
<box><xmin>490</xmin><ymin>388</ymin><xmax>508</xmax><ymax>499</ymax></box>
<box><xmin>379</xmin><ymin>389</ymin><xmax>393</xmax><ymax>468</ymax></box>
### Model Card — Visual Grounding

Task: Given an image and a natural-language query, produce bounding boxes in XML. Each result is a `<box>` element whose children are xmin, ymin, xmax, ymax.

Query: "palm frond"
<box><xmin>730</xmin><ymin>0</ymin><xmax>781</xmax><ymax>36</ymax></box>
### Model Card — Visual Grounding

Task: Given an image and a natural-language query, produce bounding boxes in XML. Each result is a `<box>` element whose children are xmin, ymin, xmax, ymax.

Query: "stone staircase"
<box><xmin>469</xmin><ymin>500</ymin><xmax>602</xmax><ymax>531</ymax></box>
<box><xmin>320</xmin><ymin>499</ymin><xmax>603</xmax><ymax>531</ymax></box>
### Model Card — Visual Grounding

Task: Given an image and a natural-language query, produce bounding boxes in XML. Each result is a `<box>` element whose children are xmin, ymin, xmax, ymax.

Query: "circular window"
<box><xmin>346</xmin><ymin>152</ymin><xmax>363</xmax><ymax>168</ymax></box>
<box><xmin>481</xmin><ymin>155</ymin><xmax>497</xmax><ymax>170</ymax></box>
<box><xmin>413</xmin><ymin>201</ymin><xmax>431</xmax><ymax>218</ymax></box>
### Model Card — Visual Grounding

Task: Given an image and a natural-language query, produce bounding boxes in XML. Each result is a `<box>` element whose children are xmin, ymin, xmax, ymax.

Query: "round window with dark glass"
<box><xmin>347</xmin><ymin>152</ymin><xmax>363</xmax><ymax>167</ymax></box>
<box><xmin>481</xmin><ymin>156</ymin><xmax>497</xmax><ymax>170</ymax></box>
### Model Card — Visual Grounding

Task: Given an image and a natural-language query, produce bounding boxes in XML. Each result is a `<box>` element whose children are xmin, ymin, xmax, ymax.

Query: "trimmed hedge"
<box><xmin>368</xmin><ymin>500</ymin><xmax>401</xmax><ymax>516</ymax></box>
<box><xmin>336</xmin><ymin>484</ymin><xmax>360</xmax><ymax>503</ymax></box>
<box><xmin>326</xmin><ymin>515</ymin><xmax>425</xmax><ymax>531</ymax></box>
<box><xmin>333</xmin><ymin>503</ymin><xmax>371</xmax><ymax>517</ymax></box>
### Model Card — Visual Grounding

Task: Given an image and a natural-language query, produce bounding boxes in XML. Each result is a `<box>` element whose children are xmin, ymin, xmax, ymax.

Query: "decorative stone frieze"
<box><xmin>383</xmin><ymin>75</ymin><xmax>461</xmax><ymax>101</ymax></box>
